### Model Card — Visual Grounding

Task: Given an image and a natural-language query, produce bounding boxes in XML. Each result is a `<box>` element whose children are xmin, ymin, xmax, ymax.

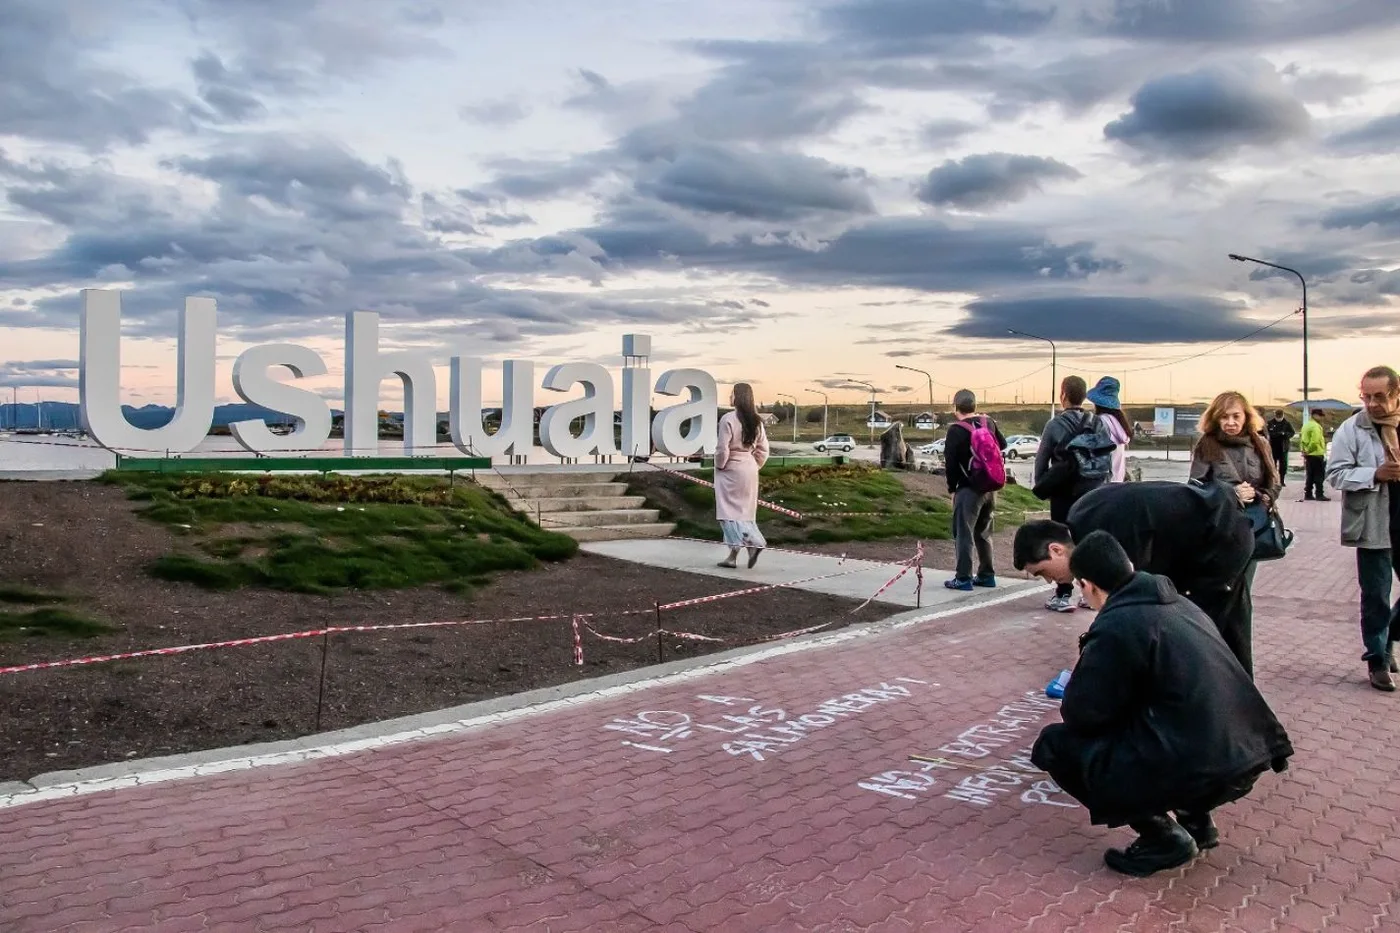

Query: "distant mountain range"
<box><xmin>0</xmin><ymin>401</ymin><xmax>346</xmax><ymax>431</ymax></box>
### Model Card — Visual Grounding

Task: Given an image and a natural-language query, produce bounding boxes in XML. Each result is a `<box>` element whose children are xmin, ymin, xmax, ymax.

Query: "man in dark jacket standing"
<box><xmin>1032</xmin><ymin>375</ymin><xmax>1109</xmax><ymax>612</ymax></box>
<box><xmin>1031</xmin><ymin>532</ymin><xmax>1293</xmax><ymax>876</ymax></box>
<box><xmin>943</xmin><ymin>389</ymin><xmax>1007</xmax><ymax>591</ymax></box>
<box><xmin>1266</xmin><ymin>410</ymin><xmax>1295</xmax><ymax>487</ymax></box>
<box><xmin>1013</xmin><ymin>480</ymin><xmax>1258</xmax><ymax>676</ymax></box>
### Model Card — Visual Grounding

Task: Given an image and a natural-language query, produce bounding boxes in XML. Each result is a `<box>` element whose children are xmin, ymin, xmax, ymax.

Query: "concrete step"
<box><xmin>509</xmin><ymin>495</ymin><xmax>648</xmax><ymax>513</ymax></box>
<box><xmin>537</xmin><ymin>509</ymin><xmax>663</xmax><ymax>528</ymax></box>
<box><xmin>486</xmin><ymin>482</ymin><xmax>632</xmax><ymax>500</ymax></box>
<box><xmin>475</xmin><ymin>472</ymin><xmax>622</xmax><ymax>490</ymax></box>
<box><xmin>561</xmin><ymin>523</ymin><xmax>677</xmax><ymax>542</ymax></box>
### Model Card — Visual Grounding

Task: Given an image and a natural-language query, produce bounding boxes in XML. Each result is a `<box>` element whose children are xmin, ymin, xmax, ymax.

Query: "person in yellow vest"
<box><xmin>1300</xmin><ymin>412</ymin><xmax>1329</xmax><ymax>501</ymax></box>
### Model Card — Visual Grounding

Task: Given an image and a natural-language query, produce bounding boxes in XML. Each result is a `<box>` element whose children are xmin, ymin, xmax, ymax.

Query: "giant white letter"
<box><xmin>344</xmin><ymin>311</ymin><xmax>438</xmax><ymax>456</ymax></box>
<box><xmin>229</xmin><ymin>344</ymin><xmax>332</xmax><ymax>453</ymax></box>
<box><xmin>538</xmin><ymin>363</ymin><xmax>618</xmax><ymax>458</ymax></box>
<box><xmin>78</xmin><ymin>288</ymin><xmax>216</xmax><ymax>454</ymax></box>
<box><xmin>651</xmin><ymin>369</ymin><xmax>718</xmax><ymax>457</ymax></box>
<box><xmin>448</xmin><ymin>357</ymin><xmax>535</xmax><ymax>457</ymax></box>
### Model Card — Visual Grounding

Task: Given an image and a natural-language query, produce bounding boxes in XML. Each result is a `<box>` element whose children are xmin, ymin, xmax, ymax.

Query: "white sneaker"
<box><xmin>1045</xmin><ymin>595</ymin><xmax>1076</xmax><ymax>613</ymax></box>
<box><xmin>1078</xmin><ymin>596</ymin><xmax>1092</xmax><ymax>610</ymax></box>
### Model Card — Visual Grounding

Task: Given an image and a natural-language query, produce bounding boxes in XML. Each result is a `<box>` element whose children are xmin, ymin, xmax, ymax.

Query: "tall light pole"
<box><xmin>894</xmin><ymin>363</ymin><xmax>935</xmax><ymax>415</ymax></box>
<box><xmin>776</xmin><ymin>392</ymin><xmax>798</xmax><ymax>443</ymax></box>
<box><xmin>1229</xmin><ymin>253</ymin><xmax>1311</xmax><ymax>423</ymax></box>
<box><xmin>847</xmin><ymin>379</ymin><xmax>877</xmax><ymax>445</ymax></box>
<box><xmin>806</xmin><ymin>388</ymin><xmax>829</xmax><ymax>440</ymax></box>
<box><xmin>1008</xmin><ymin>329</ymin><xmax>1058</xmax><ymax>422</ymax></box>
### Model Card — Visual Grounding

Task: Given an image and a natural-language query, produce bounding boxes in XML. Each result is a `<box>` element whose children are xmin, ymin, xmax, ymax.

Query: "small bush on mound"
<box><xmin>0</xmin><ymin>584</ymin><xmax>66</xmax><ymax>605</ymax></box>
<box><xmin>104</xmin><ymin>471</ymin><xmax>580</xmax><ymax>595</ymax></box>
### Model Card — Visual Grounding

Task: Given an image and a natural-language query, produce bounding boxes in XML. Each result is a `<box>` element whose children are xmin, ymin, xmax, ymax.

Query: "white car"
<box><xmin>916</xmin><ymin>439</ymin><xmax>945</xmax><ymax>456</ymax></box>
<box><xmin>1003</xmin><ymin>435</ymin><xmax>1041</xmax><ymax>460</ymax></box>
<box><xmin>815</xmin><ymin>433</ymin><xmax>856</xmax><ymax>453</ymax></box>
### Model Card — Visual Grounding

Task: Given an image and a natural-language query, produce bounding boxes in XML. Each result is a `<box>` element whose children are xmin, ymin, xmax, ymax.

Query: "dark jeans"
<box><xmin>952</xmin><ymin>487</ymin><xmax>995</xmax><ymax>581</ymax></box>
<box><xmin>1050</xmin><ymin>486</ymin><xmax>1098</xmax><ymax>598</ymax></box>
<box><xmin>1270</xmin><ymin>443</ymin><xmax>1288</xmax><ymax>484</ymax></box>
<box><xmin>1187</xmin><ymin>562</ymin><xmax>1257</xmax><ymax>679</ymax></box>
<box><xmin>1304</xmin><ymin>455</ymin><xmax>1327</xmax><ymax>499</ymax></box>
<box><xmin>1357</xmin><ymin>548</ymin><xmax>1400</xmax><ymax>662</ymax></box>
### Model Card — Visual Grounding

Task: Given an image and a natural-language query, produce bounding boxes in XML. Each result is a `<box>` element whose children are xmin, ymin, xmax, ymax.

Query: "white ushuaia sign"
<box><xmin>77</xmin><ymin>289</ymin><xmax>719</xmax><ymax>460</ymax></box>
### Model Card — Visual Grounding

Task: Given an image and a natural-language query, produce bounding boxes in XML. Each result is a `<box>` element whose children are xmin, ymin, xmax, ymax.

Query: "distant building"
<box><xmin>866</xmin><ymin>410</ymin><xmax>894</xmax><ymax>428</ymax></box>
<box><xmin>1286</xmin><ymin>398</ymin><xmax>1357</xmax><ymax>413</ymax></box>
<box><xmin>912</xmin><ymin>412</ymin><xmax>937</xmax><ymax>430</ymax></box>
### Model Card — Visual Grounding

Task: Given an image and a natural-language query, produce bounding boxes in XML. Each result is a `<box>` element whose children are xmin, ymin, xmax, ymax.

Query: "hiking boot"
<box><xmin>944</xmin><ymin>577</ymin><xmax>973</xmax><ymax>591</ymax></box>
<box><xmin>1174</xmin><ymin>810</ymin><xmax>1220</xmax><ymax>850</ymax></box>
<box><xmin>1369</xmin><ymin>658</ymin><xmax>1396</xmax><ymax>692</ymax></box>
<box><xmin>1045</xmin><ymin>594</ymin><xmax>1076</xmax><ymax>613</ymax></box>
<box><xmin>972</xmin><ymin>575</ymin><xmax>997</xmax><ymax>588</ymax></box>
<box><xmin>1104</xmin><ymin>815</ymin><xmax>1198</xmax><ymax>877</ymax></box>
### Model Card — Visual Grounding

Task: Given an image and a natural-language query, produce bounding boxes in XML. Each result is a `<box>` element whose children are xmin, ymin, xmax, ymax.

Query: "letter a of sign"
<box><xmin>79</xmin><ymin>288</ymin><xmax>216</xmax><ymax>453</ymax></box>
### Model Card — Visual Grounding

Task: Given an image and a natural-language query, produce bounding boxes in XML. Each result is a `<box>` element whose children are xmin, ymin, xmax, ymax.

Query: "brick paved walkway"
<box><xmin>5</xmin><ymin>499</ymin><xmax>1399</xmax><ymax>932</ymax></box>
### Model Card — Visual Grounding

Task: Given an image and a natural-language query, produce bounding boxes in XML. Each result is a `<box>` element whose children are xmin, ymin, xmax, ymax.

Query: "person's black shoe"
<box><xmin>1174</xmin><ymin>810</ymin><xmax>1220</xmax><ymax>850</ymax></box>
<box><xmin>1104</xmin><ymin>815</ymin><xmax>1198</xmax><ymax>877</ymax></box>
<box><xmin>1369</xmin><ymin>658</ymin><xmax>1396</xmax><ymax>692</ymax></box>
<box><xmin>1389</xmin><ymin>643</ymin><xmax>1398</xmax><ymax>675</ymax></box>
<box><xmin>1318</xmin><ymin>496</ymin><xmax>1331</xmax><ymax>502</ymax></box>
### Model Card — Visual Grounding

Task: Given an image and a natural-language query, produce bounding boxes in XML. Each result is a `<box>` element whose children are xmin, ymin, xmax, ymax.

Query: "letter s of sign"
<box><xmin>229</xmin><ymin>345</ymin><xmax>333</xmax><ymax>453</ymax></box>
<box><xmin>78</xmin><ymin>288</ymin><xmax>217</xmax><ymax>454</ymax></box>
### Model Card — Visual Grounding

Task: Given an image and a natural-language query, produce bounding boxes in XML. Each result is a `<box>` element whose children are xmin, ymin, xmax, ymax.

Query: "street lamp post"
<box><xmin>805</xmin><ymin>389</ymin><xmax>829</xmax><ymax>440</ymax></box>
<box><xmin>1007</xmin><ymin>329</ymin><xmax>1058</xmax><ymax>422</ymax></box>
<box><xmin>847</xmin><ymin>380</ymin><xmax>877</xmax><ymax>445</ymax></box>
<box><xmin>1228</xmin><ymin>253</ymin><xmax>1310</xmax><ymax>423</ymax></box>
<box><xmin>776</xmin><ymin>392</ymin><xmax>798</xmax><ymax>444</ymax></box>
<box><xmin>894</xmin><ymin>363</ymin><xmax>935</xmax><ymax>416</ymax></box>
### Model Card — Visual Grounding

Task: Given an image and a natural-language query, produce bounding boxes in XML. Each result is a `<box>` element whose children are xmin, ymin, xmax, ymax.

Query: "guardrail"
<box><xmin>113</xmin><ymin>454</ymin><xmax>492</xmax><ymax>474</ymax></box>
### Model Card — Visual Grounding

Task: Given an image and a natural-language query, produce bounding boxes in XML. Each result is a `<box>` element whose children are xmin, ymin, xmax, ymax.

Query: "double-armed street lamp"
<box><xmin>775</xmin><ymin>392</ymin><xmax>799</xmax><ymax>443</ymax></box>
<box><xmin>1228</xmin><ymin>253</ymin><xmax>1311</xmax><ymax>423</ymax></box>
<box><xmin>805</xmin><ymin>388</ymin><xmax>829</xmax><ymax>439</ymax></box>
<box><xmin>1007</xmin><ymin>329</ymin><xmax>1057</xmax><ymax>421</ymax></box>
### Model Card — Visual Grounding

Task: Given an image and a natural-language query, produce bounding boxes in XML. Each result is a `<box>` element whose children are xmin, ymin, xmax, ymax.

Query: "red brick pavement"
<box><xmin>4</xmin><ymin>499</ymin><xmax>1399</xmax><ymax>932</ymax></box>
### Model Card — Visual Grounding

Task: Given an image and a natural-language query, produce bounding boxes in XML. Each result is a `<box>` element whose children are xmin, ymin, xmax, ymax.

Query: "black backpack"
<box><xmin>1060</xmin><ymin>412</ymin><xmax>1116</xmax><ymax>483</ymax></box>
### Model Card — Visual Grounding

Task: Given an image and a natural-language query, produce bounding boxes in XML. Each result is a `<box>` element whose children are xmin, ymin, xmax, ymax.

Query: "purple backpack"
<box><xmin>960</xmin><ymin>417</ymin><xmax>1006</xmax><ymax>493</ymax></box>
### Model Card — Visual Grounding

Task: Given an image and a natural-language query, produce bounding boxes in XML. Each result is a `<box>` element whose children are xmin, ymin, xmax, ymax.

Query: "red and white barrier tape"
<box><xmin>656</xmin><ymin>563</ymin><xmax>880</xmax><ymax>611</ymax></box>
<box><xmin>581</xmin><ymin>620</ymin><xmax>655</xmax><ymax>645</ymax></box>
<box><xmin>849</xmin><ymin>556</ymin><xmax>918</xmax><ymax>614</ymax></box>
<box><xmin>661</xmin><ymin>629</ymin><xmax>726</xmax><ymax>643</ymax></box>
<box><xmin>572</xmin><ymin>616</ymin><xmax>584</xmax><ymax>666</ymax></box>
<box><xmin>642</xmin><ymin>463</ymin><xmax>805</xmax><ymax>519</ymax></box>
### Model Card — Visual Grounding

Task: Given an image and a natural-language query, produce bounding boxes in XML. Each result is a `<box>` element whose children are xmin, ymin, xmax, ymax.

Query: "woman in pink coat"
<box><xmin>715</xmin><ymin>383</ymin><xmax>770</xmax><ymax>568</ymax></box>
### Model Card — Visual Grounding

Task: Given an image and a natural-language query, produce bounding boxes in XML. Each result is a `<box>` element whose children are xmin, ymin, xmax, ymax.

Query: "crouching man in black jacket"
<box><xmin>1031</xmin><ymin>531</ymin><xmax>1293</xmax><ymax>876</ymax></box>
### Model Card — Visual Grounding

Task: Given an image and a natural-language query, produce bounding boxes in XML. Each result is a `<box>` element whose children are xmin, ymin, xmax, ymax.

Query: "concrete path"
<box><xmin>5</xmin><ymin>499</ymin><xmax>1398</xmax><ymax>931</ymax></box>
<box><xmin>581</xmin><ymin>538</ymin><xmax>1040</xmax><ymax>609</ymax></box>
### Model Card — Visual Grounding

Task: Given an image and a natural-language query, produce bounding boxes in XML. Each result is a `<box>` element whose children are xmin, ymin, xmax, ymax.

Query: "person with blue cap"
<box><xmin>1087</xmin><ymin>376</ymin><xmax>1132</xmax><ymax>484</ymax></box>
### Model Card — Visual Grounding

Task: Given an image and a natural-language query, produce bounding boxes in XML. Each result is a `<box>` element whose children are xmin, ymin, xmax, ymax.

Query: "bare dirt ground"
<box><xmin>0</xmin><ymin>480</ymin><xmax>926</xmax><ymax>782</ymax></box>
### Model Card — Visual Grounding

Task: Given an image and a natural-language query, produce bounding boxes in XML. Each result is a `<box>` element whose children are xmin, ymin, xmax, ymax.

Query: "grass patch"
<box><xmin>103</xmin><ymin>471</ymin><xmax>580</xmax><ymax>595</ymax></box>
<box><xmin>0</xmin><ymin>583</ymin><xmax>66</xmax><ymax>605</ymax></box>
<box><xmin>0</xmin><ymin>607</ymin><xmax>116</xmax><ymax>639</ymax></box>
<box><xmin>630</xmin><ymin>464</ymin><xmax>1044</xmax><ymax>545</ymax></box>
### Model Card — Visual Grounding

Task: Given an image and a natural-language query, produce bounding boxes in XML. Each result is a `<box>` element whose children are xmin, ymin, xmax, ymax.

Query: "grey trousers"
<box><xmin>952</xmin><ymin>487</ymin><xmax>995</xmax><ymax>581</ymax></box>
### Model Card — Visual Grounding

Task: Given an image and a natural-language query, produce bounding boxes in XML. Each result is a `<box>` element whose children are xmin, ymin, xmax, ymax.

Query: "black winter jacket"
<box><xmin>944</xmin><ymin>415</ymin><xmax>1007</xmax><ymax>493</ymax></box>
<box><xmin>1032</xmin><ymin>572</ymin><xmax>1293</xmax><ymax>825</ymax></box>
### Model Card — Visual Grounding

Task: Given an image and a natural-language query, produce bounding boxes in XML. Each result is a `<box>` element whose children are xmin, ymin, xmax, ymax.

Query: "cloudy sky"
<box><xmin>3</xmin><ymin>0</ymin><xmax>1400</xmax><ymax>412</ymax></box>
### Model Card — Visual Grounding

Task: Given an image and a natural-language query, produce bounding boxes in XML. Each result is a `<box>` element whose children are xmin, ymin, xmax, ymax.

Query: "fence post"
<box><xmin>314</xmin><ymin>629</ymin><xmax>331</xmax><ymax>731</ymax></box>
<box><xmin>655</xmin><ymin>602</ymin><xmax>664</xmax><ymax>664</ymax></box>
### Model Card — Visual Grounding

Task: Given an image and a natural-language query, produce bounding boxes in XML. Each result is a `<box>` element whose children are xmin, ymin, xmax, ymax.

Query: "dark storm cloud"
<box><xmin>0</xmin><ymin>358</ymin><xmax>80</xmax><ymax>388</ymax></box>
<box><xmin>917</xmin><ymin>153</ymin><xmax>1082</xmax><ymax>209</ymax></box>
<box><xmin>1104</xmin><ymin>62</ymin><xmax>1311</xmax><ymax>159</ymax></box>
<box><xmin>0</xmin><ymin>1</ymin><xmax>193</xmax><ymax>149</ymax></box>
<box><xmin>1083</xmin><ymin>0</ymin><xmax>1400</xmax><ymax>44</ymax></box>
<box><xmin>1327</xmin><ymin>112</ymin><xmax>1400</xmax><ymax>155</ymax></box>
<box><xmin>949</xmin><ymin>295</ymin><xmax>1291</xmax><ymax>344</ymax></box>
<box><xmin>1320</xmin><ymin>197</ymin><xmax>1400</xmax><ymax>232</ymax></box>
<box><xmin>0</xmin><ymin>138</ymin><xmax>745</xmax><ymax>342</ymax></box>
<box><xmin>190</xmin><ymin>52</ymin><xmax>267</xmax><ymax>122</ymax></box>
<box><xmin>820</xmin><ymin>0</ymin><xmax>1054</xmax><ymax>45</ymax></box>
<box><xmin>634</xmin><ymin>144</ymin><xmax>874</xmax><ymax>220</ymax></box>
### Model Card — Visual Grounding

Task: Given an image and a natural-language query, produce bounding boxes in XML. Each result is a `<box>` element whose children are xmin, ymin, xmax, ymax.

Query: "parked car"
<box><xmin>1003</xmin><ymin>434</ymin><xmax>1041</xmax><ymax>459</ymax></box>
<box><xmin>815</xmin><ymin>434</ymin><xmax>856</xmax><ymax>453</ymax></box>
<box><xmin>916</xmin><ymin>439</ymin><xmax>946</xmax><ymax>456</ymax></box>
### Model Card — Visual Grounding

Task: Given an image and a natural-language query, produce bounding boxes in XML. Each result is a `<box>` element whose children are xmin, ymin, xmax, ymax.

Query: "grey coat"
<box><xmin>1326</xmin><ymin>411</ymin><xmax>1390</xmax><ymax>549</ymax></box>
<box><xmin>1189</xmin><ymin>438</ymin><xmax>1281</xmax><ymax>508</ymax></box>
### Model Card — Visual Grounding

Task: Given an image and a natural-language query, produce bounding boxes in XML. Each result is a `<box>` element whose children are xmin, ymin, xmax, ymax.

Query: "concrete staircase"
<box><xmin>474</xmin><ymin>472</ymin><xmax>676</xmax><ymax>542</ymax></box>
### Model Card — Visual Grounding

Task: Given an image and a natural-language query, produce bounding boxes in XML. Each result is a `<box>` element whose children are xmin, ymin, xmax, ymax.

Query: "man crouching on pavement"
<box><xmin>1030</xmin><ymin>531</ymin><xmax>1294</xmax><ymax>877</ymax></box>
